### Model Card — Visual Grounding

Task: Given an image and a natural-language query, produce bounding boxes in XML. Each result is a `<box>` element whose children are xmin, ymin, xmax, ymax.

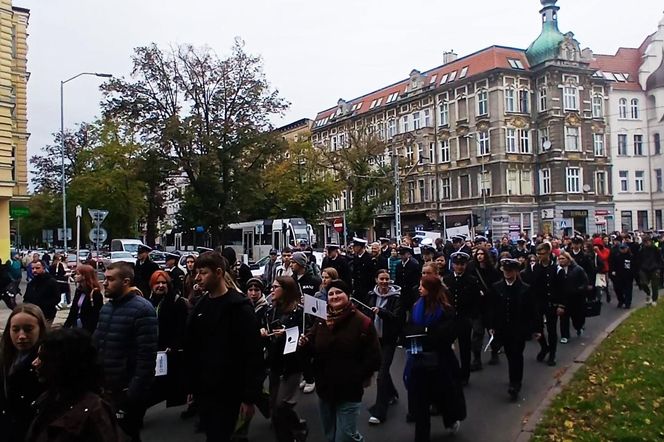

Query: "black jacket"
<box><xmin>148</xmin><ymin>291</ymin><xmax>189</xmax><ymax>351</ymax></box>
<box><xmin>351</xmin><ymin>252</ymin><xmax>375</xmax><ymax>303</ymax></box>
<box><xmin>367</xmin><ymin>285</ymin><xmax>402</xmax><ymax>345</ymax></box>
<box><xmin>321</xmin><ymin>255</ymin><xmax>352</xmax><ymax>287</ymax></box>
<box><xmin>166</xmin><ymin>266</ymin><xmax>185</xmax><ymax>296</ymax></box>
<box><xmin>64</xmin><ymin>287</ymin><xmax>103</xmax><ymax>333</ymax></box>
<box><xmin>134</xmin><ymin>259</ymin><xmax>160</xmax><ymax>297</ymax></box>
<box><xmin>24</xmin><ymin>273</ymin><xmax>61</xmax><ymax>320</ymax></box>
<box><xmin>611</xmin><ymin>252</ymin><xmax>635</xmax><ymax>282</ymax></box>
<box><xmin>184</xmin><ymin>289</ymin><xmax>264</xmax><ymax>404</ymax></box>
<box><xmin>395</xmin><ymin>257</ymin><xmax>421</xmax><ymax>308</ymax></box>
<box><xmin>555</xmin><ymin>263</ymin><xmax>589</xmax><ymax>309</ymax></box>
<box><xmin>92</xmin><ymin>290</ymin><xmax>158</xmax><ymax>402</ymax></box>
<box><xmin>443</xmin><ymin>272</ymin><xmax>483</xmax><ymax>319</ymax></box>
<box><xmin>522</xmin><ymin>261</ymin><xmax>561</xmax><ymax>310</ymax></box>
<box><xmin>294</xmin><ymin>269</ymin><xmax>322</xmax><ymax>298</ymax></box>
<box><xmin>636</xmin><ymin>244</ymin><xmax>664</xmax><ymax>273</ymax></box>
<box><xmin>488</xmin><ymin>278</ymin><xmax>539</xmax><ymax>339</ymax></box>
<box><xmin>264</xmin><ymin>303</ymin><xmax>305</xmax><ymax>376</ymax></box>
<box><xmin>0</xmin><ymin>348</ymin><xmax>45</xmax><ymax>442</ymax></box>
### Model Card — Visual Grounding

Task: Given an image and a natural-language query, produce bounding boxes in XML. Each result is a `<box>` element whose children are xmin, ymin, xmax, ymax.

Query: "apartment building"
<box><xmin>0</xmin><ymin>2</ymin><xmax>29</xmax><ymax>258</ymax></box>
<box><xmin>312</xmin><ymin>0</ymin><xmax>612</xmax><ymax>240</ymax></box>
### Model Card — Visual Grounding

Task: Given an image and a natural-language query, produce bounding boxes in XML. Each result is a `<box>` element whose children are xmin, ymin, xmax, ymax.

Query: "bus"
<box><xmin>226</xmin><ymin>218</ymin><xmax>315</xmax><ymax>262</ymax></box>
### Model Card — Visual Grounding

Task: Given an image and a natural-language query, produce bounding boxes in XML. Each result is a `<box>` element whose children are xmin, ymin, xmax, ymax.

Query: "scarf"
<box><xmin>325</xmin><ymin>302</ymin><xmax>355</xmax><ymax>331</ymax></box>
<box><xmin>253</xmin><ymin>295</ymin><xmax>269</xmax><ymax>314</ymax></box>
<box><xmin>411</xmin><ymin>297</ymin><xmax>443</xmax><ymax>327</ymax></box>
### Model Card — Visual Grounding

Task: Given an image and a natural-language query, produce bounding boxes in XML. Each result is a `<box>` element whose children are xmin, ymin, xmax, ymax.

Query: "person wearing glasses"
<box><xmin>261</xmin><ymin>276</ymin><xmax>308</xmax><ymax>442</ymax></box>
<box><xmin>299</xmin><ymin>279</ymin><xmax>381</xmax><ymax>442</ymax></box>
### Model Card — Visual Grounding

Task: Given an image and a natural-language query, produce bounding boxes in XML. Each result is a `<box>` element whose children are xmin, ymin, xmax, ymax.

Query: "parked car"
<box><xmin>149</xmin><ymin>251</ymin><xmax>167</xmax><ymax>269</ymax></box>
<box><xmin>101</xmin><ymin>251</ymin><xmax>135</xmax><ymax>268</ymax></box>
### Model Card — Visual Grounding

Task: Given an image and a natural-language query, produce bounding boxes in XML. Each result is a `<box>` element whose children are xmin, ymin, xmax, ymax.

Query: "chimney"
<box><xmin>443</xmin><ymin>50</ymin><xmax>458</xmax><ymax>65</ymax></box>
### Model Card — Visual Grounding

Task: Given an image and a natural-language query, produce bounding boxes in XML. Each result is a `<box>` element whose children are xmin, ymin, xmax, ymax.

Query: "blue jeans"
<box><xmin>318</xmin><ymin>399</ymin><xmax>363</xmax><ymax>442</ymax></box>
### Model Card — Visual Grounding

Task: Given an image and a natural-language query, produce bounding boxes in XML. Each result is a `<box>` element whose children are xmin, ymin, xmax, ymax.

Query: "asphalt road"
<box><xmin>0</xmin><ymin>279</ymin><xmax>647</xmax><ymax>442</ymax></box>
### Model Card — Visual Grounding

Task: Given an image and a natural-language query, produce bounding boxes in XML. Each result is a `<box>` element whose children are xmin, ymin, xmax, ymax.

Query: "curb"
<box><xmin>515</xmin><ymin>305</ymin><xmax>639</xmax><ymax>441</ymax></box>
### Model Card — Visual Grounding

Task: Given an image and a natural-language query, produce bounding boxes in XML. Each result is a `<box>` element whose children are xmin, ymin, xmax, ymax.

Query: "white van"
<box><xmin>110</xmin><ymin>239</ymin><xmax>145</xmax><ymax>258</ymax></box>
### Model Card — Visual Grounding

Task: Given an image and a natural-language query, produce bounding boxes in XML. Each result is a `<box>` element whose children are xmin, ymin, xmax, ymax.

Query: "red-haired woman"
<box><xmin>147</xmin><ymin>271</ymin><xmax>189</xmax><ymax>409</ymax></box>
<box><xmin>404</xmin><ymin>275</ymin><xmax>466</xmax><ymax>442</ymax></box>
<box><xmin>64</xmin><ymin>264</ymin><xmax>104</xmax><ymax>333</ymax></box>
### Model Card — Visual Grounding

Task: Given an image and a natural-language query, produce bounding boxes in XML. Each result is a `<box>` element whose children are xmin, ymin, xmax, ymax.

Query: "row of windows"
<box><xmin>617</xmin><ymin>169</ymin><xmax>664</xmax><ymax>193</ymax></box>
<box><xmin>618</xmin><ymin>98</ymin><xmax>640</xmax><ymax>120</ymax></box>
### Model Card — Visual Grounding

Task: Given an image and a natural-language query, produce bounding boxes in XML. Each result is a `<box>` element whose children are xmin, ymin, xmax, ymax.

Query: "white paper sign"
<box><xmin>283</xmin><ymin>326</ymin><xmax>300</xmax><ymax>355</ymax></box>
<box><xmin>155</xmin><ymin>351</ymin><xmax>168</xmax><ymax>376</ymax></box>
<box><xmin>303</xmin><ymin>294</ymin><xmax>328</xmax><ymax>320</ymax></box>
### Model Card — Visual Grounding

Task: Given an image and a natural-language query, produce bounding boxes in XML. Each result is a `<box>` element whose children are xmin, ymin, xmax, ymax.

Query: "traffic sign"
<box><xmin>88</xmin><ymin>209</ymin><xmax>109</xmax><ymax>224</ymax></box>
<box><xmin>57</xmin><ymin>228</ymin><xmax>72</xmax><ymax>241</ymax></box>
<box><xmin>89</xmin><ymin>227</ymin><xmax>108</xmax><ymax>243</ymax></box>
<box><xmin>333</xmin><ymin>218</ymin><xmax>344</xmax><ymax>233</ymax></box>
<box><xmin>10</xmin><ymin>207</ymin><xmax>30</xmax><ymax>218</ymax></box>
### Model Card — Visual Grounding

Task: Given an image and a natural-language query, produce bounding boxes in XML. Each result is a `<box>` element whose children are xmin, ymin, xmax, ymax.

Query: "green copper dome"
<box><xmin>526</xmin><ymin>0</ymin><xmax>565</xmax><ymax>67</ymax></box>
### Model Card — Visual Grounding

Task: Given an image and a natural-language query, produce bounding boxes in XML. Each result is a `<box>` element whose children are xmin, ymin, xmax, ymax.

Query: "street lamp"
<box><xmin>60</xmin><ymin>72</ymin><xmax>112</xmax><ymax>251</ymax></box>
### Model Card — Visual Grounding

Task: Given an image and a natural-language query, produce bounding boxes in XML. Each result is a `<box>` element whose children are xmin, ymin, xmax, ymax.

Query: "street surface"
<box><xmin>0</xmin><ymin>279</ymin><xmax>645</xmax><ymax>442</ymax></box>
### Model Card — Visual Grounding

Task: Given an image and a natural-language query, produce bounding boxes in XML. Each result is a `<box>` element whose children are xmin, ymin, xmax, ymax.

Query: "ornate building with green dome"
<box><xmin>312</xmin><ymin>0</ymin><xmax>616</xmax><ymax>240</ymax></box>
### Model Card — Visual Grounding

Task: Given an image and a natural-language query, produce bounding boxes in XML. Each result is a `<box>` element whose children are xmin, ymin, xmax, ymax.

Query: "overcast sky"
<box><xmin>18</xmin><ymin>0</ymin><xmax>664</xmax><ymax>164</ymax></box>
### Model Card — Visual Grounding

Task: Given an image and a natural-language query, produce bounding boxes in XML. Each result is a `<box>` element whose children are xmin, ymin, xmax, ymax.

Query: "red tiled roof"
<box><xmin>590</xmin><ymin>35</ymin><xmax>653</xmax><ymax>92</ymax></box>
<box><xmin>314</xmin><ymin>45</ymin><xmax>529</xmax><ymax>124</ymax></box>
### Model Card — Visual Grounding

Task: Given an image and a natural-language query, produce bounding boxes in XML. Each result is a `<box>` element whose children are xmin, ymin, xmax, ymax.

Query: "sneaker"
<box><xmin>448</xmin><ymin>420</ymin><xmax>461</xmax><ymax>434</ymax></box>
<box><xmin>368</xmin><ymin>416</ymin><xmax>381</xmax><ymax>425</ymax></box>
<box><xmin>299</xmin><ymin>380</ymin><xmax>306</xmax><ymax>389</ymax></box>
<box><xmin>536</xmin><ymin>348</ymin><xmax>549</xmax><ymax>362</ymax></box>
<box><xmin>652</xmin><ymin>301</ymin><xmax>658</xmax><ymax>307</ymax></box>
<box><xmin>576</xmin><ymin>328</ymin><xmax>584</xmax><ymax>337</ymax></box>
<box><xmin>560</xmin><ymin>337</ymin><xmax>568</xmax><ymax>344</ymax></box>
<box><xmin>547</xmin><ymin>355</ymin><xmax>557</xmax><ymax>366</ymax></box>
<box><xmin>303</xmin><ymin>383</ymin><xmax>315</xmax><ymax>394</ymax></box>
<box><xmin>646</xmin><ymin>296</ymin><xmax>652</xmax><ymax>305</ymax></box>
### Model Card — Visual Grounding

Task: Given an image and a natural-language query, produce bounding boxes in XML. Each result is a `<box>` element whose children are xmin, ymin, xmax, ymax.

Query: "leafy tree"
<box><xmin>19</xmin><ymin>192</ymin><xmax>62</xmax><ymax>247</ymax></box>
<box><xmin>263</xmin><ymin>135</ymin><xmax>343</xmax><ymax>223</ymax></box>
<box><xmin>30</xmin><ymin>123</ymin><xmax>98</xmax><ymax>193</ymax></box>
<box><xmin>313</xmin><ymin>125</ymin><xmax>393</xmax><ymax>236</ymax></box>
<box><xmin>101</xmin><ymin>40</ymin><xmax>289</xmax><ymax>243</ymax></box>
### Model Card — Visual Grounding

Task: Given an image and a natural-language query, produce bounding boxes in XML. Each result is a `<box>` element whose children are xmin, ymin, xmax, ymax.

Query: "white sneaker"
<box><xmin>303</xmin><ymin>383</ymin><xmax>315</xmax><ymax>394</ymax></box>
<box><xmin>560</xmin><ymin>337</ymin><xmax>568</xmax><ymax>344</ymax></box>
<box><xmin>299</xmin><ymin>380</ymin><xmax>306</xmax><ymax>389</ymax></box>
<box><xmin>368</xmin><ymin>416</ymin><xmax>381</xmax><ymax>425</ymax></box>
<box><xmin>652</xmin><ymin>301</ymin><xmax>658</xmax><ymax>307</ymax></box>
<box><xmin>646</xmin><ymin>296</ymin><xmax>652</xmax><ymax>305</ymax></box>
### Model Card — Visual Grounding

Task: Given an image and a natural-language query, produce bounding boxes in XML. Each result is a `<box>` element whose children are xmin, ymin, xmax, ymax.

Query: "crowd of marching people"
<box><xmin>0</xmin><ymin>230</ymin><xmax>661</xmax><ymax>442</ymax></box>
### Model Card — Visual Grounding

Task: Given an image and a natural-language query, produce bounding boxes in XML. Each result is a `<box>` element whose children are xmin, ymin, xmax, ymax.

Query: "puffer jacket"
<box><xmin>92</xmin><ymin>290</ymin><xmax>158</xmax><ymax>402</ymax></box>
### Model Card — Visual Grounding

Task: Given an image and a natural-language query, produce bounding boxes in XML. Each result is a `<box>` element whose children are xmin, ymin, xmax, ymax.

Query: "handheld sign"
<box><xmin>283</xmin><ymin>326</ymin><xmax>299</xmax><ymax>355</ymax></box>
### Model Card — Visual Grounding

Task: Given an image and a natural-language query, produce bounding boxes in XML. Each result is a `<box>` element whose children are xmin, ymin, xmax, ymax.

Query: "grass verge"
<box><xmin>532</xmin><ymin>305</ymin><xmax>664</xmax><ymax>442</ymax></box>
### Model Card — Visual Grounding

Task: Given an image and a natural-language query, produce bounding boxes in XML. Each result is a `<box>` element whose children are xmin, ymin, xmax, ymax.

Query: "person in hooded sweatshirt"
<box><xmin>367</xmin><ymin>268</ymin><xmax>402</xmax><ymax>425</ymax></box>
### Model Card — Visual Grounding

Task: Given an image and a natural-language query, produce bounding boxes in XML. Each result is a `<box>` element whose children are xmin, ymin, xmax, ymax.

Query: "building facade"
<box><xmin>312</xmin><ymin>0</ymin><xmax>612</xmax><ymax>241</ymax></box>
<box><xmin>0</xmin><ymin>2</ymin><xmax>29</xmax><ymax>259</ymax></box>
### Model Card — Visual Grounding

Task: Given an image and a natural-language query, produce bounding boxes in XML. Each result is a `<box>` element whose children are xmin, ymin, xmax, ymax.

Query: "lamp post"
<box><xmin>60</xmin><ymin>72</ymin><xmax>112</xmax><ymax>251</ymax></box>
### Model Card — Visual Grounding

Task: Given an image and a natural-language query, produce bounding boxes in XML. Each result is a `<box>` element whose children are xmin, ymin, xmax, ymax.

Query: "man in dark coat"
<box><xmin>291</xmin><ymin>251</ymin><xmax>322</xmax><ymax>297</ymax></box>
<box><xmin>164</xmin><ymin>253</ymin><xmax>185</xmax><ymax>296</ymax></box>
<box><xmin>184</xmin><ymin>251</ymin><xmax>264</xmax><ymax>442</ymax></box>
<box><xmin>134</xmin><ymin>245</ymin><xmax>160</xmax><ymax>297</ymax></box>
<box><xmin>379</xmin><ymin>237</ymin><xmax>392</xmax><ymax>260</ymax></box>
<box><xmin>221</xmin><ymin>247</ymin><xmax>253</xmax><ymax>292</ymax></box>
<box><xmin>488</xmin><ymin>259</ymin><xmax>540</xmax><ymax>401</ymax></box>
<box><xmin>370</xmin><ymin>242</ymin><xmax>389</xmax><ymax>274</ymax></box>
<box><xmin>522</xmin><ymin>242</ymin><xmax>561</xmax><ymax>366</ymax></box>
<box><xmin>394</xmin><ymin>245</ymin><xmax>421</xmax><ymax>322</ymax></box>
<box><xmin>23</xmin><ymin>260</ymin><xmax>60</xmax><ymax>324</ymax></box>
<box><xmin>93</xmin><ymin>261</ymin><xmax>158</xmax><ymax>442</ymax></box>
<box><xmin>321</xmin><ymin>244</ymin><xmax>352</xmax><ymax>287</ymax></box>
<box><xmin>443</xmin><ymin>251</ymin><xmax>483</xmax><ymax>385</ymax></box>
<box><xmin>350</xmin><ymin>238</ymin><xmax>374</xmax><ymax>305</ymax></box>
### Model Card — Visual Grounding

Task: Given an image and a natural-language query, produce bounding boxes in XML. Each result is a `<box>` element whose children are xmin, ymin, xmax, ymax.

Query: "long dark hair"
<box><xmin>275</xmin><ymin>276</ymin><xmax>300</xmax><ymax>309</ymax></box>
<box><xmin>420</xmin><ymin>275</ymin><xmax>452</xmax><ymax>314</ymax></box>
<box><xmin>1</xmin><ymin>304</ymin><xmax>47</xmax><ymax>373</ymax></box>
<box><xmin>37</xmin><ymin>328</ymin><xmax>102</xmax><ymax>396</ymax></box>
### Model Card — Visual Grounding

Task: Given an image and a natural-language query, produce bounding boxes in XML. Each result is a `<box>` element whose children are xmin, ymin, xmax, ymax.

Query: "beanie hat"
<box><xmin>291</xmin><ymin>252</ymin><xmax>308</xmax><ymax>268</ymax></box>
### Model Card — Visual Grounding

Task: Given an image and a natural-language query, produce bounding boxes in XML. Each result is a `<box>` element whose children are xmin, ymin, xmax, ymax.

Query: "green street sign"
<box><xmin>10</xmin><ymin>207</ymin><xmax>30</xmax><ymax>218</ymax></box>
